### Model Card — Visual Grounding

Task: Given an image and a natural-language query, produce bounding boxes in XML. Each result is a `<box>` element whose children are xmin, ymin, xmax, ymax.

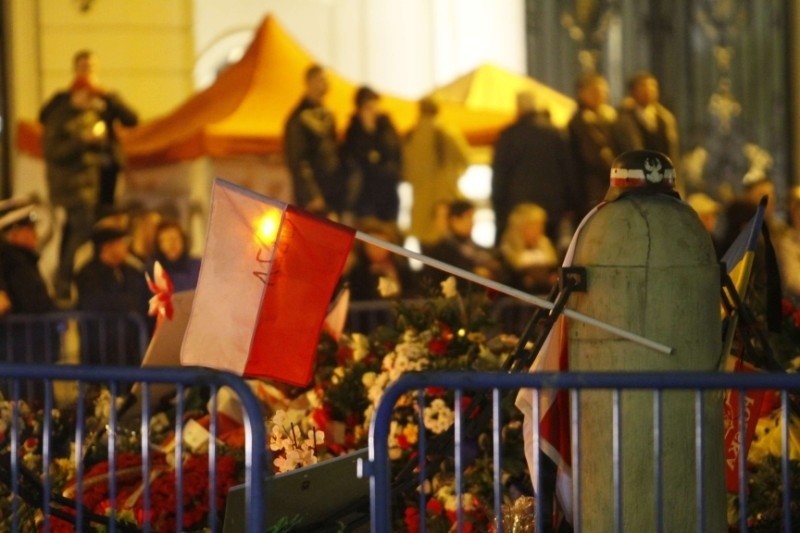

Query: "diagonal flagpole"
<box><xmin>355</xmin><ymin>231</ymin><xmax>673</xmax><ymax>355</ymax></box>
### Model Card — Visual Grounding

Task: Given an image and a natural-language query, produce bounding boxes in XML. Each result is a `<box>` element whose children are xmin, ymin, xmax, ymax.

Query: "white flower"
<box><xmin>362</xmin><ymin>371</ymin><xmax>377</xmax><ymax>388</ymax></box>
<box><xmin>440</xmin><ymin>276</ymin><xmax>458</xmax><ymax>298</ymax></box>
<box><xmin>274</xmin><ymin>449</ymin><xmax>302</xmax><ymax>473</ymax></box>
<box><xmin>350</xmin><ymin>333</ymin><xmax>370</xmax><ymax>362</ymax></box>
<box><xmin>395</xmin><ymin>338</ymin><xmax>425</xmax><ymax>362</ymax></box>
<box><xmin>378</xmin><ymin>276</ymin><xmax>399</xmax><ymax>298</ymax></box>
<box><xmin>303</xmin><ymin>428</ymin><xmax>325</xmax><ymax>449</ymax></box>
<box><xmin>271</xmin><ymin>409</ymin><xmax>288</xmax><ymax>428</ymax></box>
<box><xmin>94</xmin><ymin>389</ymin><xmax>112</xmax><ymax>422</ymax></box>
<box><xmin>423</xmin><ymin>399</ymin><xmax>455</xmax><ymax>434</ymax></box>
<box><xmin>149</xmin><ymin>412</ymin><xmax>171</xmax><ymax>434</ymax></box>
<box><xmin>331</xmin><ymin>366</ymin><xmax>346</xmax><ymax>384</ymax></box>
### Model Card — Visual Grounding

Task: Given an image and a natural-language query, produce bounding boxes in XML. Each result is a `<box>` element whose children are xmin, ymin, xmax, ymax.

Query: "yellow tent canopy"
<box><xmin>18</xmin><ymin>14</ymin><xmax>573</xmax><ymax>170</ymax></box>
<box><xmin>430</xmin><ymin>63</ymin><xmax>577</xmax><ymax>128</ymax></box>
<box><xmin>118</xmin><ymin>14</ymin><xmax>518</xmax><ymax>168</ymax></box>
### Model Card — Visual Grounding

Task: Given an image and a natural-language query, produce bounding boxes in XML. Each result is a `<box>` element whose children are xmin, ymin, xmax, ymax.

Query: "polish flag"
<box><xmin>515</xmin><ymin>203</ymin><xmax>607</xmax><ymax>523</ymax></box>
<box><xmin>181</xmin><ymin>179</ymin><xmax>355</xmax><ymax>386</ymax></box>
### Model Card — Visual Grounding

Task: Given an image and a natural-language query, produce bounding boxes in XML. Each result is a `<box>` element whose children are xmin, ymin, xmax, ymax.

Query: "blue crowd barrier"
<box><xmin>347</xmin><ymin>300</ymin><xmax>396</xmax><ymax>333</ymax></box>
<box><xmin>0</xmin><ymin>364</ymin><xmax>266</xmax><ymax>532</ymax></box>
<box><xmin>366</xmin><ymin>371</ymin><xmax>800</xmax><ymax>533</ymax></box>
<box><xmin>0</xmin><ymin>311</ymin><xmax>150</xmax><ymax>368</ymax></box>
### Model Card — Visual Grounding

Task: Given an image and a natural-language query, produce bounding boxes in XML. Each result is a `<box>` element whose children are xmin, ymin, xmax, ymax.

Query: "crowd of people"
<box><xmin>1</xmin><ymin>52</ymin><xmax>799</xmax><ymax>365</ymax></box>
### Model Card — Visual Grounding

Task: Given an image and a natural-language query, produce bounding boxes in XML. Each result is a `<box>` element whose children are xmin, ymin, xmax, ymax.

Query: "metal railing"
<box><xmin>366</xmin><ymin>371</ymin><xmax>800</xmax><ymax>533</ymax></box>
<box><xmin>0</xmin><ymin>311</ymin><xmax>150</xmax><ymax>366</ymax></box>
<box><xmin>0</xmin><ymin>364</ymin><xmax>266</xmax><ymax>532</ymax></box>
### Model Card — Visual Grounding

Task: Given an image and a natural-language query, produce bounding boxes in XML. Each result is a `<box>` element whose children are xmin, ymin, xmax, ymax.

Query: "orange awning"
<box><xmin>18</xmin><ymin>14</ymin><xmax>571</xmax><ymax>170</ymax></box>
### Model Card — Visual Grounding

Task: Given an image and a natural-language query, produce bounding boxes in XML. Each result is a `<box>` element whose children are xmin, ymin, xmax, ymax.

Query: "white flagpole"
<box><xmin>355</xmin><ymin>231</ymin><xmax>673</xmax><ymax>355</ymax></box>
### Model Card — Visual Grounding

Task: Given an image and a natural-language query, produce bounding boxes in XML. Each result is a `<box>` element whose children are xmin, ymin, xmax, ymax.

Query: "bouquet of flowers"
<box><xmin>303</xmin><ymin>278</ymin><xmax>531</xmax><ymax>530</ymax></box>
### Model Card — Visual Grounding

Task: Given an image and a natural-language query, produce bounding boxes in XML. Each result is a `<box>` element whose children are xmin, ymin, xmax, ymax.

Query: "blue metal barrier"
<box><xmin>0</xmin><ymin>311</ymin><xmax>150</xmax><ymax>368</ymax></box>
<box><xmin>0</xmin><ymin>364</ymin><xmax>266</xmax><ymax>532</ymax></box>
<box><xmin>367</xmin><ymin>371</ymin><xmax>800</xmax><ymax>532</ymax></box>
<box><xmin>347</xmin><ymin>300</ymin><xmax>396</xmax><ymax>333</ymax></box>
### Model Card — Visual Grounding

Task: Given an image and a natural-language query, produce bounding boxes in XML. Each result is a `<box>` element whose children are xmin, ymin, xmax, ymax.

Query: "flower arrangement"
<box><xmin>304</xmin><ymin>278</ymin><xmax>531</xmax><ymax>530</ymax></box>
<box><xmin>3</xmin><ymin>279</ymin><xmax>800</xmax><ymax>530</ymax></box>
<box><xmin>737</xmin><ymin>296</ymin><xmax>800</xmax><ymax>529</ymax></box>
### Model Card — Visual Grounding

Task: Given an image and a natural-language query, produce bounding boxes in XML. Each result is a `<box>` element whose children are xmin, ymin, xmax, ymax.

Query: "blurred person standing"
<box><xmin>614</xmin><ymin>72</ymin><xmax>680</xmax><ymax>174</ymax></box>
<box><xmin>0</xmin><ymin>200</ymin><xmax>61</xmax><ymax>365</ymax></box>
<box><xmin>741</xmin><ymin>170</ymin><xmax>786</xmax><ymax>239</ymax></box>
<box><xmin>75</xmin><ymin>226</ymin><xmax>150</xmax><ymax>365</ymax></box>
<box><xmin>40</xmin><ymin>62</ymin><xmax>137</xmax><ymax>301</ymax></box>
<box><xmin>568</xmin><ymin>73</ymin><xmax>618</xmax><ymax>214</ymax></box>
<box><xmin>284</xmin><ymin>64</ymin><xmax>345</xmax><ymax>217</ymax></box>
<box><xmin>151</xmin><ymin>220</ymin><xmax>201</xmax><ymax>292</ymax></box>
<box><xmin>40</xmin><ymin>50</ymin><xmax>139</xmax><ymax>212</ymax></box>
<box><xmin>341</xmin><ymin>86</ymin><xmax>403</xmax><ymax>223</ymax></box>
<box><xmin>498</xmin><ymin>203</ymin><xmax>558</xmax><ymax>294</ymax></box>
<box><xmin>0</xmin><ymin>201</ymin><xmax>55</xmax><ymax>315</ymax></box>
<box><xmin>344</xmin><ymin>218</ymin><xmax>419</xmax><ymax>301</ymax></box>
<box><xmin>491</xmin><ymin>91</ymin><xmax>578</xmax><ymax>247</ymax></box>
<box><xmin>686</xmin><ymin>192</ymin><xmax>723</xmax><ymax>257</ymax></box>
<box><xmin>776</xmin><ymin>186</ymin><xmax>800</xmax><ymax>301</ymax></box>
<box><xmin>403</xmin><ymin>97</ymin><xmax>471</xmax><ymax>246</ymax></box>
<box><xmin>425</xmin><ymin>200</ymin><xmax>504</xmax><ymax>288</ymax></box>
<box><xmin>126</xmin><ymin>207</ymin><xmax>162</xmax><ymax>271</ymax></box>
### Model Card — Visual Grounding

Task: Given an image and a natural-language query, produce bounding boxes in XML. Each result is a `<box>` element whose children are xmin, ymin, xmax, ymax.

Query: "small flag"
<box><xmin>323</xmin><ymin>286</ymin><xmax>351</xmax><ymax>342</ymax></box>
<box><xmin>515</xmin><ymin>203</ymin><xmax>607</xmax><ymax>523</ymax></box>
<box><xmin>720</xmin><ymin>199</ymin><xmax>767</xmax><ymax>491</ymax></box>
<box><xmin>181</xmin><ymin>179</ymin><xmax>355</xmax><ymax>386</ymax></box>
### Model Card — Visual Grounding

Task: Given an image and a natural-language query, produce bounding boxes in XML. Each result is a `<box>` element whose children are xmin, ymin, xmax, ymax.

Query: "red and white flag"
<box><xmin>323</xmin><ymin>286</ymin><xmax>351</xmax><ymax>342</ymax></box>
<box><xmin>515</xmin><ymin>203</ymin><xmax>607</xmax><ymax>522</ymax></box>
<box><xmin>181</xmin><ymin>179</ymin><xmax>355</xmax><ymax>386</ymax></box>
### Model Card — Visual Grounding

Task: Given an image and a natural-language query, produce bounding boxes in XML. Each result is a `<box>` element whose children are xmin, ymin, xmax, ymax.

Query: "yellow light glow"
<box><xmin>255</xmin><ymin>209</ymin><xmax>282</xmax><ymax>245</ymax></box>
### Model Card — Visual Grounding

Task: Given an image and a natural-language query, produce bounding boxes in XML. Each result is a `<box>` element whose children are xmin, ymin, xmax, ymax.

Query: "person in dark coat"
<box><xmin>75</xmin><ymin>226</ymin><xmax>150</xmax><ymax>366</ymax></box>
<box><xmin>568</xmin><ymin>73</ymin><xmax>618</xmax><ymax>215</ymax></box>
<box><xmin>425</xmin><ymin>200</ymin><xmax>505</xmax><ymax>290</ymax></box>
<box><xmin>0</xmin><ymin>201</ymin><xmax>61</xmax><ymax>367</ymax></box>
<box><xmin>39</xmin><ymin>50</ymin><xmax>139</xmax><ymax>212</ymax></box>
<box><xmin>344</xmin><ymin>218</ymin><xmax>419</xmax><ymax>300</ymax></box>
<box><xmin>150</xmin><ymin>220</ymin><xmax>201</xmax><ymax>292</ymax></box>
<box><xmin>284</xmin><ymin>64</ymin><xmax>348</xmax><ymax>217</ymax></box>
<box><xmin>613</xmin><ymin>72</ymin><xmax>680</xmax><ymax>182</ymax></box>
<box><xmin>491</xmin><ymin>91</ymin><xmax>579</xmax><ymax>246</ymax></box>
<box><xmin>341</xmin><ymin>86</ymin><xmax>403</xmax><ymax>223</ymax></box>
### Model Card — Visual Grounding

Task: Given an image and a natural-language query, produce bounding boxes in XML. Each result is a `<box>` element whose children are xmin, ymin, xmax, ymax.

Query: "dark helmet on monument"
<box><xmin>604</xmin><ymin>150</ymin><xmax>679</xmax><ymax>201</ymax></box>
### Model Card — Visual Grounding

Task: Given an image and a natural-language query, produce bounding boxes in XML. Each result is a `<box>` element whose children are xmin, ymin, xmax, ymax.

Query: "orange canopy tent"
<box><xmin>429</xmin><ymin>63</ymin><xmax>576</xmax><ymax>128</ymax></box>
<box><xmin>18</xmin><ymin>14</ymin><xmax>514</xmax><ymax>169</ymax></box>
<box><xmin>16</xmin><ymin>14</ymin><xmax>575</xmax><ymax>171</ymax></box>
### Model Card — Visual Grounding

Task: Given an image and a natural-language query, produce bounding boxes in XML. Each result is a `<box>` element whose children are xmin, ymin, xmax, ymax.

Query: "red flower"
<box><xmin>404</xmin><ymin>506</ymin><xmax>420</xmax><ymax>533</ymax></box>
<box><xmin>311</xmin><ymin>407</ymin><xmax>330</xmax><ymax>431</ymax></box>
<box><xmin>427</xmin><ymin>338</ymin><xmax>449</xmax><ymax>356</ymax></box>
<box><xmin>460</xmin><ymin>396</ymin><xmax>481</xmax><ymax>419</ymax></box>
<box><xmin>782</xmin><ymin>298</ymin><xmax>795</xmax><ymax>317</ymax></box>
<box><xmin>396</xmin><ymin>433</ymin><xmax>410</xmax><ymax>450</ymax></box>
<box><xmin>426</xmin><ymin>386</ymin><xmax>446</xmax><ymax>397</ymax></box>
<box><xmin>23</xmin><ymin>437</ymin><xmax>38</xmax><ymax>452</ymax></box>
<box><xmin>793</xmin><ymin>309</ymin><xmax>800</xmax><ymax>329</ymax></box>
<box><xmin>426</xmin><ymin>498</ymin><xmax>444</xmax><ymax>516</ymax></box>
<box><xmin>336</xmin><ymin>345</ymin><xmax>354</xmax><ymax>366</ymax></box>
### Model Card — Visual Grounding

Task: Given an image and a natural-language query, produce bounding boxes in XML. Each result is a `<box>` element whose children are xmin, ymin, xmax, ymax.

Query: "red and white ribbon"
<box><xmin>146</xmin><ymin>261</ymin><xmax>175</xmax><ymax>321</ymax></box>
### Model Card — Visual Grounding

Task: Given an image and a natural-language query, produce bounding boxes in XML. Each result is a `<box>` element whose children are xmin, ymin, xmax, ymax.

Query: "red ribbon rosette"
<box><xmin>146</xmin><ymin>261</ymin><xmax>175</xmax><ymax>321</ymax></box>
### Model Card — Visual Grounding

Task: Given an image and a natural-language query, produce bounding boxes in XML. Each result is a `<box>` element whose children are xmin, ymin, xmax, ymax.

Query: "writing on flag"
<box><xmin>181</xmin><ymin>179</ymin><xmax>354</xmax><ymax>386</ymax></box>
